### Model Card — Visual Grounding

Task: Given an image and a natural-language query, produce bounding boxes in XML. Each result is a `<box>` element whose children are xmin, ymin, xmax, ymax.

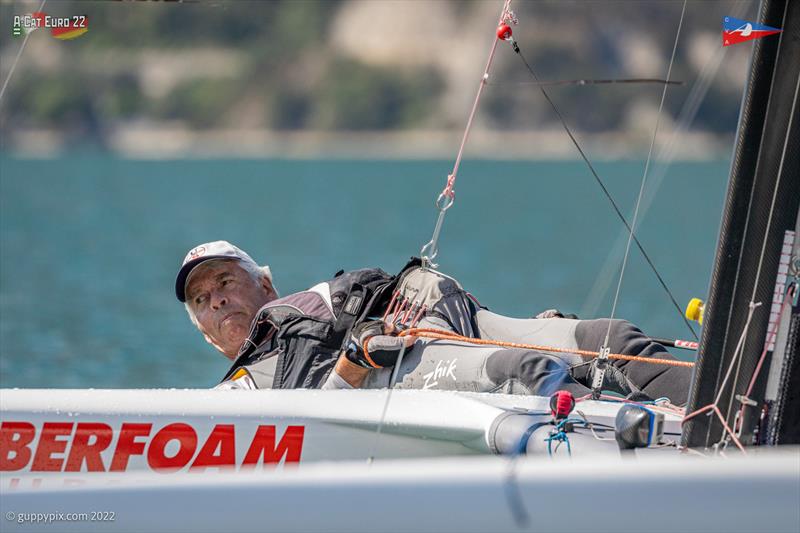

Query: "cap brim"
<box><xmin>175</xmin><ymin>255</ymin><xmax>238</xmax><ymax>302</ymax></box>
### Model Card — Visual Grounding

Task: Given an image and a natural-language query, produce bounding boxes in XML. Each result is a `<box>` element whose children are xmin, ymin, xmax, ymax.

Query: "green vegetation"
<box><xmin>158</xmin><ymin>79</ymin><xmax>242</xmax><ymax>128</ymax></box>
<box><xmin>0</xmin><ymin>0</ymin><xmax>745</xmax><ymax>147</ymax></box>
<box><xmin>311</xmin><ymin>60</ymin><xmax>443</xmax><ymax>131</ymax></box>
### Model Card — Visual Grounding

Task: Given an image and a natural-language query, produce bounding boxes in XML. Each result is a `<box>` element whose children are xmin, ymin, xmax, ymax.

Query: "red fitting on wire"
<box><xmin>442</xmin><ymin>173</ymin><xmax>456</xmax><ymax>199</ymax></box>
<box><xmin>550</xmin><ymin>390</ymin><xmax>576</xmax><ymax>420</ymax></box>
<box><xmin>496</xmin><ymin>23</ymin><xmax>512</xmax><ymax>41</ymax></box>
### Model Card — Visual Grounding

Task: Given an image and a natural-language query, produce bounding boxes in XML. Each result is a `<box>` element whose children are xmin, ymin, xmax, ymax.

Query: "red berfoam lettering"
<box><xmin>110</xmin><ymin>423</ymin><xmax>152</xmax><ymax>472</ymax></box>
<box><xmin>31</xmin><ymin>422</ymin><xmax>73</xmax><ymax>472</ymax></box>
<box><xmin>65</xmin><ymin>423</ymin><xmax>113</xmax><ymax>472</ymax></box>
<box><xmin>242</xmin><ymin>425</ymin><xmax>304</xmax><ymax>468</ymax></box>
<box><xmin>0</xmin><ymin>422</ymin><xmax>35</xmax><ymax>471</ymax></box>
<box><xmin>190</xmin><ymin>424</ymin><xmax>235</xmax><ymax>471</ymax></box>
<box><xmin>147</xmin><ymin>423</ymin><xmax>197</xmax><ymax>472</ymax></box>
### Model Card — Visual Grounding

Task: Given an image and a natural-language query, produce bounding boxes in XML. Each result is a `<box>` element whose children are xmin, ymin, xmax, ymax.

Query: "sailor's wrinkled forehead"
<box><xmin>184</xmin><ymin>259</ymin><xmax>243</xmax><ymax>302</ymax></box>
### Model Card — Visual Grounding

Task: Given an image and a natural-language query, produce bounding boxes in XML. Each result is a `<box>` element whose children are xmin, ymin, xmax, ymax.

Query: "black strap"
<box><xmin>330</xmin><ymin>283</ymin><xmax>366</xmax><ymax>349</ymax></box>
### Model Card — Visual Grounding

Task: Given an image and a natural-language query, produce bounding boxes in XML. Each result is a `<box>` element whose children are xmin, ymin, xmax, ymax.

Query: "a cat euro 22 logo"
<box><xmin>723</xmin><ymin>16</ymin><xmax>781</xmax><ymax>47</ymax></box>
<box><xmin>12</xmin><ymin>12</ymin><xmax>89</xmax><ymax>41</ymax></box>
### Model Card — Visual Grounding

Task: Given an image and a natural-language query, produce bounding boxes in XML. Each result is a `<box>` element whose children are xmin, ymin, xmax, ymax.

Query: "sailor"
<box><xmin>176</xmin><ymin>241</ymin><xmax>691</xmax><ymax>403</ymax></box>
<box><xmin>177</xmin><ymin>241</ymin><xmax>405</xmax><ymax>391</ymax></box>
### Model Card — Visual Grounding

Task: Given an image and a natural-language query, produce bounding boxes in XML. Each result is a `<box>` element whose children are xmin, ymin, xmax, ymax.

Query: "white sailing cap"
<box><xmin>175</xmin><ymin>241</ymin><xmax>270</xmax><ymax>302</ymax></box>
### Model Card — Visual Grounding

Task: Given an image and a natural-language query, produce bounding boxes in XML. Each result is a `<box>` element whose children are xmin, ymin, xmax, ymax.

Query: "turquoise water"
<box><xmin>0</xmin><ymin>155</ymin><xmax>728</xmax><ymax>388</ymax></box>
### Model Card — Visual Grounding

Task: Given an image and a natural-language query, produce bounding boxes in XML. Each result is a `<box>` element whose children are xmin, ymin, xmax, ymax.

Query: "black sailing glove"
<box><xmin>345</xmin><ymin>320</ymin><xmax>417</xmax><ymax>369</ymax></box>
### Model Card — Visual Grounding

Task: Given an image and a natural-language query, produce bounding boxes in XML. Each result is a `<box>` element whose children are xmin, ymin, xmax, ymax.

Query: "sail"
<box><xmin>683</xmin><ymin>0</ymin><xmax>800</xmax><ymax>448</ymax></box>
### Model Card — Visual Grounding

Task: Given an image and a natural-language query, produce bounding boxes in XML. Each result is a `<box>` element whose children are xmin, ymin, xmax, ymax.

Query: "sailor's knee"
<box><xmin>598</xmin><ymin>319</ymin><xmax>648</xmax><ymax>342</ymax></box>
<box><xmin>485</xmin><ymin>348</ymin><xmax>568</xmax><ymax>383</ymax></box>
<box><xmin>603</xmin><ymin>318</ymin><xmax>638</xmax><ymax>332</ymax></box>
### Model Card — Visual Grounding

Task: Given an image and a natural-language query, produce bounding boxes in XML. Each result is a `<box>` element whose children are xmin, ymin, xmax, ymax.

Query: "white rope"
<box><xmin>602</xmin><ymin>0</ymin><xmax>687</xmax><ymax>348</ymax></box>
<box><xmin>714</xmin><ymin>301</ymin><xmax>761</xmax><ymax>406</ymax></box>
<box><xmin>0</xmin><ymin>0</ymin><xmax>47</xmax><ymax>105</ymax></box>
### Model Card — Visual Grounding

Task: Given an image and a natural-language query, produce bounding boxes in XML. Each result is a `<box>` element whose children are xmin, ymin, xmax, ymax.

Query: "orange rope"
<box><xmin>361</xmin><ymin>336</ymin><xmax>382</xmax><ymax>369</ymax></box>
<box><xmin>399</xmin><ymin>327</ymin><xmax>695</xmax><ymax>368</ymax></box>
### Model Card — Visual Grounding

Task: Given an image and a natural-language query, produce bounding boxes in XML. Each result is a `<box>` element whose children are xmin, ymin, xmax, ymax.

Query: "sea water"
<box><xmin>0</xmin><ymin>155</ymin><xmax>728</xmax><ymax>388</ymax></box>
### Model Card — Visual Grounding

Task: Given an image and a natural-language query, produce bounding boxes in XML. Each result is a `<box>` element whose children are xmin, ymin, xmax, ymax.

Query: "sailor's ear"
<box><xmin>261</xmin><ymin>274</ymin><xmax>278</xmax><ymax>299</ymax></box>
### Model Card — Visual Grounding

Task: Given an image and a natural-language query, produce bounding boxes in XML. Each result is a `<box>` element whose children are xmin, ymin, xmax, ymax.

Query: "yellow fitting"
<box><xmin>686</xmin><ymin>298</ymin><xmax>705</xmax><ymax>325</ymax></box>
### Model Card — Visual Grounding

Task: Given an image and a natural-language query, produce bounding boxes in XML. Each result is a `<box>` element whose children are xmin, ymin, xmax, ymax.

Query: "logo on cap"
<box><xmin>188</xmin><ymin>246</ymin><xmax>207</xmax><ymax>261</ymax></box>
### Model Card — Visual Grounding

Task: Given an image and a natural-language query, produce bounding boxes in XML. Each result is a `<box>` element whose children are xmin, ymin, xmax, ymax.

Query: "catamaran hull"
<box><xmin>0</xmin><ymin>388</ymin><xmax>661</xmax><ymax>480</ymax></box>
<box><xmin>3</xmin><ymin>389</ymin><xmax>795</xmax><ymax>532</ymax></box>
<box><xmin>2</xmin><ymin>451</ymin><xmax>798</xmax><ymax>533</ymax></box>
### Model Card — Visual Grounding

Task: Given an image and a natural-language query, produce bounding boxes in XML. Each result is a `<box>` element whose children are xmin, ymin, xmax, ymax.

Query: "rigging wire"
<box><xmin>510</xmin><ymin>28</ymin><xmax>698</xmax><ymax>340</ymax></box>
<box><xmin>419</xmin><ymin>0</ymin><xmax>514</xmax><ymax>269</ymax></box>
<box><xmin>496</xmin><ymin>10</ymin><xmax>691</xmax><ymax>516</ymax></box>
<box><xmin>722</xmin><ymin>67</ymin><xmax>800</xmax><ymax>441</ymax></box>
<box><xmin>581</xmin><ymin>0</ymin><xmax>754</xmax><ymax>330</ymax></box>
<box><xmin>375</xmin><ymin>1</ymin><xmax>698</xmax><ymax>477</ymax></box>
<box><xmin>578</xmin><ymin>35</ymin><xmax>733</xmax><ymax>322</ymax></box>
<box><xmin>0</xmin><ymin>0</ymin><xmax>47</xmax><ymax>105</ymax></box>
<box><xmin>602</xmin><ymin>0</ymin><xmax>687</xmax><ymax>348</ymax></box>
<box><xmin>681</xmin><ymin>300</ymin><xmax>761</xmax><ymax>454</ymax></box>
<box><xmin>723</xmin><ymin>11</ymin><xmax>798</xmax><ymax>428</ymax></box>
<box><xmin>368</xmin><ymin>0</ymin><xmax>516</xmax><ymax>465</ymax></box>
<box><xmin>673</xmin><ymin>0</ymin><xmax>794</xmax><ymax>452</ymax></box>
<box><xmin>487</xmin><ymin>78</ymin><xmax>683</xmax><ymax>88</ymax></box>
<box><xmin>365</xmin><ymin>340</ymin><xmax>410</xmax><ymax>466</ymax></box>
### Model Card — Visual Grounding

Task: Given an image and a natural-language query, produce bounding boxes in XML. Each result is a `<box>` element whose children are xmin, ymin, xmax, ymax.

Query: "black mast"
<box><xmin>683</xmin><ymin>0</ymin><xmax>800</xmax><ymax>449</ymax></box>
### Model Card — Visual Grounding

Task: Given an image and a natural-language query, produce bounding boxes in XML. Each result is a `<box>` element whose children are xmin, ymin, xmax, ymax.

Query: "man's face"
<box><xmin>185</xmin><ymin>260</ymin><xmax>276</xmax><ymax>359</ymax></box>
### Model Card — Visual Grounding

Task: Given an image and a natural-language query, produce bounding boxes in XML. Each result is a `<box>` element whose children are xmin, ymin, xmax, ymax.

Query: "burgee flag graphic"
<box><xmin>51</xmin><ymin>21</ymin><xmax>88</xmax><ymax>41</ymax></box>
<box><xmin>723</xmin><ymin>16</ymin><xmax>781</xmax><ymax>47</ymax></box>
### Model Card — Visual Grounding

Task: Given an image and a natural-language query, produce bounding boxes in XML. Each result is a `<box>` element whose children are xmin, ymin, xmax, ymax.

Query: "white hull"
<box><xmin>2</xmin><ymin>389</ymin><xmax>797</xmax><ymax>532</ymax></box>
<box><xmin>2</xmin><ymin>451</ymin><xmax>798</xmax><ymax>532</ymax></box>
<box><xmin>0</xmin><ymin>388</ymin><xmax>681</xmax><ymax>478</ymax></box>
